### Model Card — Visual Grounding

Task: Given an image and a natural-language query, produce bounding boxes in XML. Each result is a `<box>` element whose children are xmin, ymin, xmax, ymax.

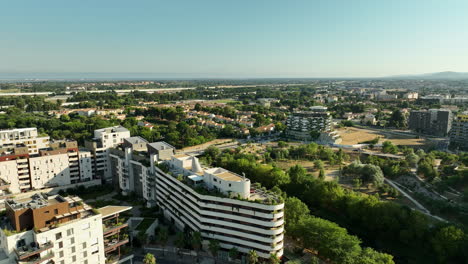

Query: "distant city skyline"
<box><xmin>1</xmin><ymin>0</ymin><xmax>468</xmax><ymax>78</ymax></box>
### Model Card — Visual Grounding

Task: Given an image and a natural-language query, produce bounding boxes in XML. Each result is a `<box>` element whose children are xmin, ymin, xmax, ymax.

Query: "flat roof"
<box><xmin>216</xmin><ymin>171</ymin><xmax>243</xmax><ymax>181</ymax></box>
<box><xmin>174</xmin><ymin>153</ymin><xmax>191</xmax><ymax>159</ymax></box>
<box><xmin>148</xmin><ymin>141</ymin><xmax>175</xmax><ymax>151</ymax></box>
<box><xmin>124</xmin><ymin>136</ymin><xmax>149</xmax><ymax>144</ymax></box>
<box><xmin>95</xmin><ymin>125</ymin><xmax>129</xmax><ymax>133</ymax></box>
<box><xmin>7</xmin><ymin>193</ymin><xmax>64</xmax><ymax>211</ymax></box>
<box><xmin>98</xmin><ymin>206</ymin><xmax>132</xmax><ymax>218</ymax></box>
<box><xmin>205</xmin><ymin>168</ymin><xmax>244</xmax><ymax>182</ymax></box>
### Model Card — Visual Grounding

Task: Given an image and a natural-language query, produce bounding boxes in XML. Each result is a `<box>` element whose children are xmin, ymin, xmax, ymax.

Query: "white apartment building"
<box><xmin>86</xmin><ymin>126</ymin><xmax>131</xmax><ymax>183</ymax></box>
<box><xmin>29</xmin><ymin>153</ymin><xmax>72</xmax><ymax>190</ymax></box>
<box><xmin>0</xmin><ymin>194</ymin><xmax>132</xmax><ymax>264</ymax></box>
<box><xmin>156</xmin><ymin>154</ymin><xmax>284</xmax><ymax>259</ymax></box>
<box><xmin>0</xmin><ymin>141</ymin><xmax>94</xmax><ymax>194</ymax></box>
<box><xmin>109</xmin><ymin>138</ymin><xmax>284</xmax><ymax>260</ymax></box>
<box><xmin>0</xmin><ymin>128</ymin><xmax>49</xmax><ymax>154</ymax></box>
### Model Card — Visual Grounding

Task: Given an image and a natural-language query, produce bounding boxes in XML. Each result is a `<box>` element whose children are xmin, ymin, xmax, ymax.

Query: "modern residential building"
<box><xmin>0</xmin><ymin>193</ymin><xmax>132</xmax><ymax>264</ymax></box>
<box><xmin>85</xmin><ymin>126</ymin><xmax>131</xmax><ymax>183</ymax></box>
<box><xmin>109</xmin><ymin>138</ymin><xmax>284</xmax><ymax>260</ymax></box>
<box><xmin>0</xmin><ymin>128</ymin><xmax>49</xmax><ymax>155</ymax></box>
<box><xmin>403</xmin><ymin>92</ymin><xmax>419</xmax><ymax>100</ymax></box>
<box><xmin>408</xmin><ymin>109</ymin><xmax>452</xmax><ymax>137</ymax></box>
<box><xmin>0</xmin><ymin>140</ymin><xmax>94</xmax><ymax>194</ymax></box>
<box><xmin>155</xmin><ymin>153</ymin><xmax>284</xmax><ymax>260</ymax></box>
<box><xmin>285</xmin><ymin>106</ymin><xmax>340</xmax><ymax>143</ymax></box>
<box><xmin>450</xmin><ymin>113</ymin><xmax>468</xmax><ymax>150</ymax></box>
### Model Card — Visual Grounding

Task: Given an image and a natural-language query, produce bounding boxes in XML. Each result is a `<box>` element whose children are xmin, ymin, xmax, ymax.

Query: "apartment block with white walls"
<box><xmin>0</xmin><ymin>128</ymin><xmax>49</xmax><ymax>155</ymax></box>
<box><xmin>110</xmin><ymin>139</ymin><xmax>285</xmax><ymax>259</ymax></box>
<box><xmin>0</xmin><ymin>193</ymin><xmax>132</xmax><ymax>264</ymax></box>
<box><xmin>0</xmin><ymin>140</ymin><xmax>94</xmax><ymax>194</ymax></box>
<box><xmin>85</xmin><ymin>126</ymin><xmax>131</xmax><ymax>183</ymax></box>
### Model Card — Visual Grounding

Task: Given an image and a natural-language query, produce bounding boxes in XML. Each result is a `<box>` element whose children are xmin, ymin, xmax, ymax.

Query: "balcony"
<box><xmin>15</xmin><ymin>242</ymin><xmax>53</xmax><ymax>261</ymax></box>
<box><xmin>104</xmin><ymin>238</ymin><xmax>129</xmax><ymax>253</ymax></box>
<box><xmin>103</xmin><ymin>223</ymin><xmax>129</xmax><ymax>236</ymax></box>
<box><xmin>17</xmin><ymin>251</ymin><xmax>54</xmax><ymax>264</ymax></box>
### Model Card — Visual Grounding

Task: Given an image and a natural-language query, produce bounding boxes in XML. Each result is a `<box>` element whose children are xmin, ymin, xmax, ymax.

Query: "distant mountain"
<box><xmin>388</xmin><ymin>71</ymin><xmax>468</xmax><ymax>80</ymax></box>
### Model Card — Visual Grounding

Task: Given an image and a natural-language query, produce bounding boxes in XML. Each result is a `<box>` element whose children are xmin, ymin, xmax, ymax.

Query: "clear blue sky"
<box><xmin>1</xmin><ymin>0</ymin><xmax>467</xmax><ymax>78</ymax></box>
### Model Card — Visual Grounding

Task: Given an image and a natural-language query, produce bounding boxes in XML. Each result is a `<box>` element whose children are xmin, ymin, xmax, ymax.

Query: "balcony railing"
<box><xmin>104</xmin><ymin>239</ymin><xmax>130</xmax><ymax>253</ymax></box>
<box><xmin>103</xmin><ymin>223</ymin><xmax>128</xmax><ymax>235</ymax></box>
<box><xmin>15</xmin><ymin>242</ymin><xmax>53</xmax><ymax>261</ymax></box>
<box><xmin>17</xmin><ymin>252</ymin><xmax>54</xmax><ymax>264</ymax></box>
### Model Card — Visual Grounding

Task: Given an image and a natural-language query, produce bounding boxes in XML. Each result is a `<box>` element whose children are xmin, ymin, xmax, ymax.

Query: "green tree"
<box><xmin>382</xmin><ymin>141</ymin><xmax>398</xmax><ymax>154</ymax></box>
<box><xmin>277</xmin><ymin>141</ymin><xmax>288</xmax><ymax>148</ymax></box>
<box><xmin>431</xmin><ymin>226</ymin><xmax>465</xmax><ymax>263</ymax></box>
<box><xmin>406</xmin><ymin>153</ymin><xmax>420</xmax><ymax>168</ymax></box>
<box><xmin>313</xmin><ymin>160</ymin><xmax>325</xmax><ymax>170</ymax></box>
<box><xmin>285</xmin><ymin>197</ymin><xmax>310</xmax><ymax>229</ymax></box>
<box><xmin>292</xmin><ymin>215</ymin><xmax>362</xmax><ymax>263</ymax></box>
<box><xmin>388</xmin><ymin>109</ymin><xmax>406</xmax><ymax>128</ymax></box>
<box><xmin>143</xmin><ymin>253</ymin><xmax>156</xmax><ymax>264</ymax></box>
<box><xmin>191</xmin><ymin>231</ymin><xmax>202</xmax><ymax>261</ymax></box>
<box><xmin>353</xmin><ymin>178</ymin><xmax>362</xmax><ymax>189</ymax></box>
<box><xmin>209</xmin><ymin>240</ymin><xmax>220</xmax><ymax>261</ymax></box>
<box><xmin>175</xmin><ymin>232</ymin><xmax>185</xmax><ymax>250</ymax></box>
<box><xmin>229</xmin><ymin>247</ymin><xmax>239</xmax><ymax>260</ymax></box>
<box><xmin>248</xmin><ymin>250</ymin><xmax>259</xmax><ymax>264</ymax></box>
<box><xmin>319</xmin><ymin>168</ymin><xmax>326</xmax><ymax>180</ymax></box>
<box><xmin>269</xmin><ymin>253</ymin><xmax>280</xmax><ymax>264</ymax></box>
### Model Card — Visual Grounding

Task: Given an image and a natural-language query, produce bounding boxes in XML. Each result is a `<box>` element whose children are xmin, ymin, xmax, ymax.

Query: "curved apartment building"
<box><xmin>107</xmin><ymin>137</ymin><xmax>285</xmax><ymax>259</ymax></box>
<box><xmin>154</xmin><ymin>154</ymin><xmax>284</xmax><ymax>259</ymax></box>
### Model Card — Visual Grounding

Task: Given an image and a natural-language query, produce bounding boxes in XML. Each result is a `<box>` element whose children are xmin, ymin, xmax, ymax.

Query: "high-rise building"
<box><xmin>85</xmin><ymin>126</ymin><xmax>131</xmax><ymax>183</ymax></box>
<box><xmin>450</xmin><ymin>113</ymin><xmax>468</xmax><ymax>150</ymax></box>
<box><xmin>408</xmin><ymin>109</ymin><xmax>452</xmax><ymax>137</ymax></box>
<box><xmin>0</xmin><ymin>193</ymin><xmax>132</xmax><ymax>264</ymax></box>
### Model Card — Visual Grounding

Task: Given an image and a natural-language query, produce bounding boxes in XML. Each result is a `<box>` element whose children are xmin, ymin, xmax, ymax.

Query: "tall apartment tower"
<box><xmin>85</xmin><ymin>126</ymin><xmax>131</xmax><ymax>183</ymax></box>
<box><xmin>408</xmin><ymin>109</ymin><xmax>452</xmax><ymax>137</ymax></box>
<box><xmin>450</xmin><ymin>113</ymin><xmax>468</xmax><ymax>150</ymax></box>
<box><xmin>0</xmin><ymin>193</ymin><xmax>132</xmax><ymax>264</ymax></box>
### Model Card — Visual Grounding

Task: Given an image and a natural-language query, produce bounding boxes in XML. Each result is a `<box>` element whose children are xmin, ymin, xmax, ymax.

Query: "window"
<box><xmin>83</xmin><ymin>251</ymin><xmax>87</xmax><ymax>258</ymax></box>
<box><xmin>60</xmin><ymin>260</ymin><xmax>64</xmax><ymax>264</ymax></box>
<box><xmin>71</xmin><ymin>246</ymin><xmax>75</xmax><ymax>253</ymax></box>
<box><xmin>70</xmin><ymin>237</ymin><xmax>75</xmax><ymax>244</ymax></box>
<box><xmin>58</xmin><ymin>241</ymin><xmax>63</xmax><ymax>248</ymax></box>
<box><xmin>229</xmin><ymin>184</ymin><xmax>232</xmax><ymax>187</ymax></box>
<box><xmin>72</xmin><ymin>256</ymin><xmax>76</xmax><ymax>262</ymax></box>
<box><xmin>67</xmin><ymin>229</ymin><xmax>74</xmax><ymax>236</ymax></box>
<box><xmin>54</xmin><ymin>209</ymin><xmax>58</xmax><ymax>214</ymax></box>
<box><xmin>56</xmin><ymin>232</ymin><xmax>62</xmax><ymax>240</ymax></box>
<box><xmin>82</xmin><ymin>242</ymin><xmax>87</xmax><ymax>249</ymax></box>
<box><xmin>58</xmin><ymin>251</ymin><xmax>64</xmax><ymax>258</ymax></box>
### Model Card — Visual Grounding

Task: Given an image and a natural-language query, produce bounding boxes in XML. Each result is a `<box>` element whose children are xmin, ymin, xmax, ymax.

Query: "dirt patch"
<box><xmin>337</xmin><ymin>127</ymin><xmax>426</xmax><ymax>146</ymax></box>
